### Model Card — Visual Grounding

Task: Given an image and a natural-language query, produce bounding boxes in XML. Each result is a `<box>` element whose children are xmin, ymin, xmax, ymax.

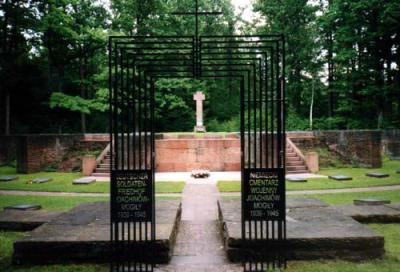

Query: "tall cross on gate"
<box><xmin>172</xmin><ymin>0</ymin><xmax>223</xmax><ymax>76</ymax></box>
<box><xmin>172</xmin><ymin>0</ymin><xmax>223</xmax><ymax>41</ymax></box>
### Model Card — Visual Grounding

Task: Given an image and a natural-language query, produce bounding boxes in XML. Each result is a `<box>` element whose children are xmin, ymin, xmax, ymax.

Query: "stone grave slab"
<box><xmin>286</xmin><ymin>198</ymin><xmax>329</xmax><ymax>209</ymax></box>
<box><xmin>387</xmin><ymin>204</ymin><xmax>400</xmax><ymax>211</ymax></box>
<box><xmin>0</xmin><ymin>210</ymin><xmax>63</xmax><ymax>231</ymax></box>
<box><xmin>335</xmin><ymin>204</ymin><xmax>400</xmax><ymax>223</ymax></box>
<box><xmin>0</xmin><ymin>175</ymin><xmax>18</xmax><ymax>182</ymax></box>
<box><xmin>32</xmin><ymin>178</ymin><xmax>52</xmax><ymax>184</ymax></box>
<box><xmin>328</xmin><ymin>175</ymin><xmax>353</xmax><ymax>181</ymax></box>
<box><xmin>218</xmin><ymin>198</ymin><xmax>384</xmax><ymax>262</ymax></box>
<box><xmin>72</xmin><ymin>177</ymin><xmax>96</xmax><ymax>185</ymax></box>
<box><xmin>4</xmin><ymin>204</ymin><xmax>42</xmax><ymax>211</ymax></box>
<box><xmin>354</xmin><ymin>199</ymin><xmax>391</xmax><ymax>206</ymax></box>
<box><xmin>286</xmin><ymin>177</ymin><xmax>307</xmax><ymax>183</ymax></box>
<box><xmin>366</xmin><ymin>172</ymin><xmax>389</xmax><ymax>178</ymax></box>
<box><xmin>13</xmin><ymin>200</ymin><xmax>181</xmax><ymax>265</ymax></box>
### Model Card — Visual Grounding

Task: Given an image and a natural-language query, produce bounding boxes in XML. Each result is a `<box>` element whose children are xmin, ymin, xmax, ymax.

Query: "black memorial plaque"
<box><xmin>111</xmin><ymin>170</ymin><xmax>153</xmax><ymax>222</ymax></box>
<box><xmin>243</xmin><ymin>168</ymin><xmax>285</xmax><ymax>221</ymax></box>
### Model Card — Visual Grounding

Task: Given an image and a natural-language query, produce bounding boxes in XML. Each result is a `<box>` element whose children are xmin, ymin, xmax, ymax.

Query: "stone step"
<box><xmin>95</xmin><ymin>169</ymin><xmax>110</xmax><ymax>173</ymax></box>
<box><xmin>91</xmin><ymin>172</ymin><xmax>110</xmax><ymax>177</ymax></box>
<box><xmin>286</xmin><ymin>161</ymin><xmax>304</xmax><ymax>166</ymax></box>
<box><xmin>286</xmin><ymin>157</ymin><xmax>301</xmax><ymax>162</ymax></box>
<box><xmin>287</xmin><ymin>165</ymin><xmax>307</xmax><ymax>171</ymax></box>
<box><xmin>286</xmin><ymin>170</ymin><xmax>309</xmax><ymax>174</ymax></box>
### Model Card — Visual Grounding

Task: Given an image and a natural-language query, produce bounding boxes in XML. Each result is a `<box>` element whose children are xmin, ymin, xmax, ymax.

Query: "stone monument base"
<box><xmin>218</xmin><ymin>198</ymin><xmax>384</xmax><ymax>262</ymax></box>
<box><xmin>194</xmin><ymin>126</ymin><xmax>206</xmax><ymax>133</ymax></box>
<box><xmin>13</xmin><ymin>200</ymin><xmax>181</xmax><ymax>265</ymax></box>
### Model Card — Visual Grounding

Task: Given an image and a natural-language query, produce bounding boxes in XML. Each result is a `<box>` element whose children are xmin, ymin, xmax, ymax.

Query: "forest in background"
<box><xmin>0</xmin><ymin>0</ymin><xmax>399</xmax><ymax>134</ymax></box>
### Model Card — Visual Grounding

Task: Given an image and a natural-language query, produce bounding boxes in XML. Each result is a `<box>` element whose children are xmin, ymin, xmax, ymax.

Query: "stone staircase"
<box><xmin>286</xmin><ymin>141</ymin><xmax>308</xmax><ymax>174</ymax></box>
<box><xmin>92</xmin><ymin>150</ymin><xmax>111</xmax><ymax>177</ymax></box>
<box><xmin>91</xmin><ymin>140</ymin><xmax>309</xmax><ymax>176</ymax></box>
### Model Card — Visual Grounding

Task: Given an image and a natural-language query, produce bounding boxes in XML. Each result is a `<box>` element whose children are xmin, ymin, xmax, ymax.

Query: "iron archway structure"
<box><xmin>109</xmin><ymin>34</ymin><xmax>286</xmax><ymax>271</ymax></box>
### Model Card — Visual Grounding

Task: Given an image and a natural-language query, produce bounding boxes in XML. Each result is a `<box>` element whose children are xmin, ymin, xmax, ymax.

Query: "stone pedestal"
<box><xmin>305</xmin><ymin>152</ymin><xmax>319</xmax><ymax>173</ymax></box>
<box><xmin>194</xmin><ymin>125</ymin><xmax>206</xmax><ymax>133</ymax></box>
<box><xmin>82</xmin><ymin>155</ymin><xmax>96</xmax><ymax>176</ymax></box>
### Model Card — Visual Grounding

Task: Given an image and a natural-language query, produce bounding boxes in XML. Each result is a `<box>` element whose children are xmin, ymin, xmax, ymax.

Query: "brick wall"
<box><xmin>288</xmin><ymin>130</ymin><xmax>382</xmax><ymax>168</ymax></box>
<box><xmin>15</xmin><ymin>134</ymin><xmax>107</xmax><ymax>173</ymax></box>
<box><xmin>382</xmin><ymin>130</ymin><xmax>400</xmax><ymax>160</ymax></box>
<box><xmin>1</xmin><ymin>130</ymin><xmax>390</xmax><ymax>172</ymax></box>
<box><xmin>156</xmin><ymin>136</ymin><xmax>240</xmax><ymax>172</ymax></box>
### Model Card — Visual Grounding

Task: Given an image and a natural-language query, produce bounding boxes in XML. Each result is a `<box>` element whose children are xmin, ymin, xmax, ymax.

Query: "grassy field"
<box><xmin>218</xmin><ymin>160</ymin><xmax>400</xmax><ymax>192</ymax></box>
<box><xmin>0</xmin><ymin>195</ymin><xmax>109</xmax><ymax>211</ymax></box>
<box><xmin>0</xmin><ymin>167</ymin><xmax>185</xmax><ymax>194</ymax></box>
<box><xmin>0</xmin><ymin>195</ymin><xmax>181</xmax><ymax>211</ymax></box>
<box><xmin>290</xmin><ymin>189</ymin><xmax>400</xmax><ymax>206</ymax></box>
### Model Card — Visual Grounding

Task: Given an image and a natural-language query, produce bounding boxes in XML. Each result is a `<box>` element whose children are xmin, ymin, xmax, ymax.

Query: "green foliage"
<box><xmin>49</xmin><ymin>89</ymin><xmax>108</xmax><ymax>114</ymax></box>
<box><xmin>1</xmin><ymin>0</ymin><xmax>400</xmax><ymax>133</ymax></box>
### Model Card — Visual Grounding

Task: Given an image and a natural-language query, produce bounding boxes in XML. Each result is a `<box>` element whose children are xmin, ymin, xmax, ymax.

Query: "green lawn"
<box><xmin>0</xmin><ymin>195</ymin><xmax>181</xmax><ymax>211</ymax></box>
<box><xmin>0</xmin><ymin>195</ymin><xmax>109</xmax><ymax>211</ymax></box>
<box><xmin>286</xmin><ymin>224</ymin><xmax>400</xmax><ymax>272</ymax></box>
<box><xmin>218</xmin><ymin>160</ymin><xmax>400</xmax><ymax>192</ymax></box>
<box><xmin>0</xmin><ymin>167</ymin><xmax>185</xmax><ymax>194</ymax></box>
<box><xmin>290</xmin><ymin>189</ymin><xmax>400</xmax><ymax>206</ymax></box>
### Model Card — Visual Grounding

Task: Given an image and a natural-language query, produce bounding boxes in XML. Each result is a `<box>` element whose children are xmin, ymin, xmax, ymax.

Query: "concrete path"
<box><xmin>157</xmin><ymin>179</ymin><xmax>241</xmax><ymax>271</ymax></box>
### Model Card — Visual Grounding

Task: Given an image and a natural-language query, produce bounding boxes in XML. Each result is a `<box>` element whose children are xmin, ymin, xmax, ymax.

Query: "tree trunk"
<box><xmin>5</xmin><ymin>91</ymin><xmax>10</xmax><ymax>135</ymax></box>
<box><xmin>79</xmin><ymin>54</ymin><xmax>86</xmax><ymax>134</ymax></box>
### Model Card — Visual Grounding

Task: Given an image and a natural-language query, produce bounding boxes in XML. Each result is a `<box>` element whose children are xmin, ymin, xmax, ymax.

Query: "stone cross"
<box><xmin>193</xmin><ymin>91</ymin><xmax>206</xmax><ymax>132</ymax></box>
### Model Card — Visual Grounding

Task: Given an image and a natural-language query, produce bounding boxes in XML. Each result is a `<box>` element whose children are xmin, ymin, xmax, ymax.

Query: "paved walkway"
<box><xmin>156</xmin><ymin>180</ymin><xmax>241</xmax><ymax>271</ymax></box>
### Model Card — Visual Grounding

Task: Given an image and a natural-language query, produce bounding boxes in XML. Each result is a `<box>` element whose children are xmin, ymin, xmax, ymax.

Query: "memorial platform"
<box><xmin>13</xmin><ymin>200</ymin><xmax>181</xmax><ymax>265</ymax></box>
<box><xmin>218</xmin><ymin>198</ymin><xmax>384</xmax><ymax>262</ymax></box>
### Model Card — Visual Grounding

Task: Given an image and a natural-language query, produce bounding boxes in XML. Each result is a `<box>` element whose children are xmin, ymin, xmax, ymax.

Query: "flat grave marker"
<box><xmin>0</xmin><ymin>175</ymin><xmax>18</xmax><ymax>182</ymax></box>
<box><xmin>366</xmin><ymin>172</ymin><xmax>389</xmax><ymax>178</ymax></box>
<box><xmin>354</xmin><ymin>199</ymin><xmax>391</xmax><ymax>206</ymax></box>
<box><xmin>73</xmin><ymin>177</ymin><xmax>96</xmax><ymax>185</ymax></box>
<box><xmin>328</xmin><ymin>175</ymin><xmax>353</xmax><ymax>181</ymax></box>
<box><xmin>286</xmin><ymin>177</ymin><xmax>307</xmax><ymax>183</ymax></box>
<box><xmin>4</xmin><ymin>204</ymin><xmax>42</xmax><ymax>211</ymax></box>
<box><xmin>32</xmin><ymin>178</ymin><xmax>52</xmax><ymax>184</ymax></box>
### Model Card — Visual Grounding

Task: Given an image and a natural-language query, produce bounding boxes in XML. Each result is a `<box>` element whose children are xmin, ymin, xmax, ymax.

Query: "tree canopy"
<box><xmin>0</xmin><ymin>0</ymin><xmax>399</xmax><ymax>134</ymax></box>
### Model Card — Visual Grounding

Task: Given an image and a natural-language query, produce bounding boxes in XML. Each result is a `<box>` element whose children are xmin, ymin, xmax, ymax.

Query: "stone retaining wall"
<box><xmin>288</xmin><ymin>130</ymin><xmax>382</xmax><ymax>168</ymax></box>
<box><xmin>156</xmin><ymin>135</ymin><xmax>240</xmax><ymax>172</ymax></box>
<box><xmin>14</xmin><ymin>134</ymin><xmax>107</xmax><ymax>173</ymax></box>
<box><xmin>382</xmin><ymin>130</ymin><xmax>400</xmax><ymax>160</ymax></box>
<box><xmin>0</xmin><ymin>130</ymin><xmax>394</xmax><ymax>172</ymax></box>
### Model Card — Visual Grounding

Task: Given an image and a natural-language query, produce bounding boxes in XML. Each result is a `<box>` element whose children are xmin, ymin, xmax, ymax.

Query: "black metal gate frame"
<box><xmin>109</xmin><ymin>35</ymin><xmax>286</xmax><ymax>270</ymax></box>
